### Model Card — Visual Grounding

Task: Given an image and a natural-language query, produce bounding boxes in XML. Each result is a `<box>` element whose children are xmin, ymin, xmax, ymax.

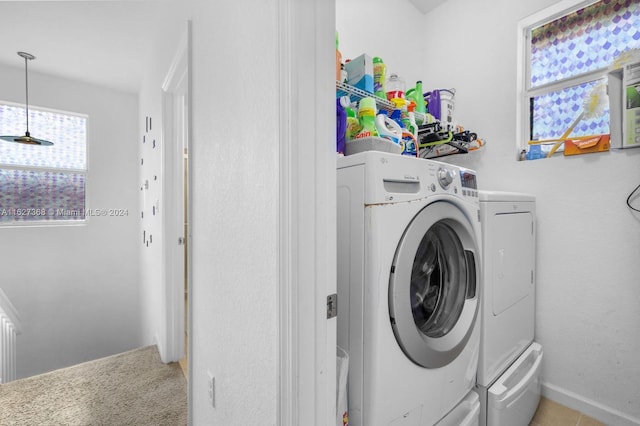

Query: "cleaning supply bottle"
<box><xmin>354</xmin><ymin>97</ymin><xmax>379</xmax><ymax>139</ymax></box>
<box><xmin>405</xmin><ymin>80</ymin><xmax>427</xmax><ymax>114</ymax></box>
<box><xmin>375</xmin><ymin>110</ymin><xmax>403</xmax><ymax>145</ymax></box>
<box><xmin>345</xmin><ymin>105</ymin><xmax>361</xmax><ymax>140</ymax></box>
<box><xmin>406</xmin><ymin>101</ymin><xmax>419</xmax><ymax>142</ymax></box>
<box><xmin>336</xmin><ymin>98</ymin><xmax>346</xmax><ymax>155</ymax></box>
<box><xmin>390</xmin><ymin>98</ymin><xmax>407</xmax><ymax>128</ymax></box>
<box><xmin>406</xmin><ymin>102</ymin><xmax>420</xmax><ymax>157</ymax></box>
<box><xmin>335</xmin><ymin>32</ymin><xmax>342</xmax><ymax>81</ymax></box>
<box><xmin>373</xmin><ymin>57</ymin><xmax>386</xmax><ymax>99</ymax></box>
<box><xmin>391</xmin><ymin>98</ymin><xmax>418</xmax><ymax>157</ymax></box>
<box><xmin>386</xmin><ymin>73</ymin><xmax>406</xmax><ymax>101</ymax></box>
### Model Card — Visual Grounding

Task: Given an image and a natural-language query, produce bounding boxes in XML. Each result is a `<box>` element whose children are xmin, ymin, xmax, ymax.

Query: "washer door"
<box><xmin>389</xmin><ymin>200</ymin><xmax>479</xmax><ymax>368</ymax></box>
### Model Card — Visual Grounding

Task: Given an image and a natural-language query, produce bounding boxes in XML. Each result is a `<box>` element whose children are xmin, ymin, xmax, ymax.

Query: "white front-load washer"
<box><xmin>337</xmin><ymin>151</ymin><xmax>481</xmax><ymax>426</ymax></box>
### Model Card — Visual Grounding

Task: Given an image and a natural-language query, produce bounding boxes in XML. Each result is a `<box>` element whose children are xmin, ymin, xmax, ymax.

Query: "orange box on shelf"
<box><xmin>563</xmin><ymin>134</ymin><xmax>610</xmax><ymax>156</ymax></box>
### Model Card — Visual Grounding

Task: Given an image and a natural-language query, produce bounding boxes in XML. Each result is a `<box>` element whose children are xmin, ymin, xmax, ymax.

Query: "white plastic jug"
<box><xmin>375</xmin><ymin>113</ymin><xmax>403</xmax><ymax>145</ymax></box>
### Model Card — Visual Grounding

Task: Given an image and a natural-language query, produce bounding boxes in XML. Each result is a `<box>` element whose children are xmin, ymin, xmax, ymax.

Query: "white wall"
<box><xmin>0</xmin><ymin>64</ymin><xmax>142</xmax><ymax>379</ymax></box>
<box><xmin>136</xmin><ymin>0</ymin><xmax>191</xmax><ymax>364</ymax></box>
<box><xmin>187</xmin><ymin>1</ymin><xmax>278</xmax><ymax>423</ymax></box>
<box><xmin>337</xmin><ymin>0</ymin><xmax>428</xmax><ymax>96</ymax></box>
<box><xmin>339</xmin><ymin>0</ymin><xmax>640</xmax><ymax>424</ymax></box>
<box><xmin>137</xmin><ymin>2</ymin><xmax>279</xmax><ymax>424</ymax></box>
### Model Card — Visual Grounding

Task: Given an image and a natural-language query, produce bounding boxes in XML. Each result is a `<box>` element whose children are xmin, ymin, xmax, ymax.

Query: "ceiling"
<box><xmin>0</xmin><ymin>0</ymin><xmax>444</xmax><ymax>93</ymax></box>
<box><xmin>407</xmin><ymin>0</ymin><xmax>447</xmax><ymax>14</ymax></box>
<box><xmin>0</xmin><ymin>1</ymin><xmax>170</xmax><ymax>94</ymax></box>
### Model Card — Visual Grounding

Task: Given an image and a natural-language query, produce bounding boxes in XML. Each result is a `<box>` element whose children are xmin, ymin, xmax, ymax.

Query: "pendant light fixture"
<box><xmin>0</xmin><ymin>51</ymin><xmax>54</xmax><ymax>146</ymax></box>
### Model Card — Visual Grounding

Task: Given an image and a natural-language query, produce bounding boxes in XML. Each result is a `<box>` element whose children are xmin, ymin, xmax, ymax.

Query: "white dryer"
<box><xmin>476</xmin><ymin>191</ymin><xmax>543</xmax><ymax>426</ymax></box>
<box><xmin>337</xmin><ymin>152</ymin><xmax>481</xmax><ymax>426</ymax></box>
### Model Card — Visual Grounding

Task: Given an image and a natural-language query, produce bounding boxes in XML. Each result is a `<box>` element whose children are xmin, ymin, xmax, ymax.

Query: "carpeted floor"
<box><xmin>0</xmin><ymin>345</ymin><xmax>187</xmax><ymax>426</ymax></box>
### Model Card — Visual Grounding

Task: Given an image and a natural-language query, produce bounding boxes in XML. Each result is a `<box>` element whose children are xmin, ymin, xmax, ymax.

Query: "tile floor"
<box><xmin>530</xmin><ymin>397</ymin><xmax>606</xmax><ymax>426</ymax></box>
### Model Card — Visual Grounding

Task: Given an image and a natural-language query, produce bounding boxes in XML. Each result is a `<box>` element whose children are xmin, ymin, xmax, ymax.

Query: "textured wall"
<box><xmin>139</xmin><ymin>1</ymin><xmax>279</xmax><ymax>424</ymax></box>
<box><xmin>187</xmin><ymin>1</ymin><xmax>279</xmax><ymax>423</ymax></box>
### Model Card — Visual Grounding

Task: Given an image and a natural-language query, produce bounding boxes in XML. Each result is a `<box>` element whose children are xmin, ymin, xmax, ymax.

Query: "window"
<box><xmin>0</xmin><ymin>102</ymin><xmax>87</xmax><ymax>224</ymax></box>
<box><xmin>518</xmin><ymin>0</ymin><xmax>640</xmax><ymax>157</ymax></box>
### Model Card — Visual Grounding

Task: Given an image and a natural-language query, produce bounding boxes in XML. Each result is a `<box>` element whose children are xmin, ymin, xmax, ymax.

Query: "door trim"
<box><xmin>277</xmin><ymin>0</ymin><xmax>336</xmax><ymax>424</ymax></box>
<box><xmin>162</xmin><ymin>21</ymin><xmax>189</xmax><ymax>362</ymax></box>
<box><xmin>161</xmin><ymin>22</ymin><xmax>191</xmax><ymax>370</ymax></box>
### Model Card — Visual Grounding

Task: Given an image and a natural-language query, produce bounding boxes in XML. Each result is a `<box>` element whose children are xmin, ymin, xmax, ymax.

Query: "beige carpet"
<box><xmin>0</xmin><ymin>345</ymin><xmax>187</xmax><ymax>426</ymax></box>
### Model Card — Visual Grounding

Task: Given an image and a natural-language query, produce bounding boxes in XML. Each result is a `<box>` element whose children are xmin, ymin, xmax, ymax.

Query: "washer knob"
<box><xmin>437</xmin><ymin>167</ymin><xmax>455</xmax><ymax>189</ymax></box>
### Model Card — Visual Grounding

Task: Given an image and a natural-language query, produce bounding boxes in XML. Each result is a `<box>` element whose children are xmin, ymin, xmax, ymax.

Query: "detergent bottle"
<box><xmin>336</xmin><ymin>98</ymin><xmax>347</xmax><ymax>155</ymax></box>
<box><xmin>354</xmin><ymin>97</ymin><xmax>379</xmax><ymax>139</ymax></box>
<box><xmin>391</xmin><ymin>98</ymin><xmax>418</xmax><ymax>157</ymax></box>
<box><xmin>405</xmin><ymin>80</ymin><xmax>427</xmax><ymax>115</ymax></box>
<box><xmin>345</xmin><ymin>106</ymin><xmax>361</xmax><ymax>140</ymax></box>
<box><xmin>374</xmin><ymin>110</ymin><xmax>403</xmax><ymax>145</ymax></box>
<box><xmin>389</xmin><ymin>98</ymin><xmax>404</xmax><ymax>127</ymax></box>
<box><xmin>373</xmin><ymin>57</ymin><xmax>386</xmax><ymax>99</ymax></box>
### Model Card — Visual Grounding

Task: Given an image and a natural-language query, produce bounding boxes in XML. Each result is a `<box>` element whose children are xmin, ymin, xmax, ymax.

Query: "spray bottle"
<box><xmin>406</xmin><ymin>101</ymin><xmax>419</xmax><ymax>142</ymax></box>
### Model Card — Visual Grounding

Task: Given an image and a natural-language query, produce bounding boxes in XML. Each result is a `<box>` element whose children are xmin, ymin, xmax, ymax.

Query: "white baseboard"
<box><xmin>542</xmin><ymin>382</ymin><xmax>640</xmax><ymax>426</ymax></box>
<box><xmin>153</xmin><ymin>332</ymin><xmax>167</xmax><ymax>363</ymax></box>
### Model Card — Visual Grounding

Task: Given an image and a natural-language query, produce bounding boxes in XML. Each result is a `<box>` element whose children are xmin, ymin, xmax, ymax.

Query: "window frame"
<box><xmin>0</xmin><ymin>99</ymin><xmax>89</xmax><ymax>227</ymax></box>
<box><xmin>516</xmin><ymin>0</ymin><xmax>611</xmax><ymax>157</ymax></box>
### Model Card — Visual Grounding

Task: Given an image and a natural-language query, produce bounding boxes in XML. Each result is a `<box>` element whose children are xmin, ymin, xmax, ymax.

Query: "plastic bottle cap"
<box><xmin>392</xmin><ymin>98</ymin><xmax>407</xmax><ymax>108</ymax></box>
<box><xmin>358</xmin><ymin>97</ymin><xmax>377</xmax><ymax>117</ymax></box>
<box><xmin>373</xmin><ymin>57</ymin><xmax>383</xmax><ymax>64</ymax></box>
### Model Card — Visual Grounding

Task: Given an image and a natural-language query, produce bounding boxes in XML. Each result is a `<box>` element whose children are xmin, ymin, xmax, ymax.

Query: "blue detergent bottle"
<box><xmin>336</xmin><ymin>98</ymin><xmax>346</xmax><ymax>154</ymax></box>
<box><xmin>374</xmin><ymin>110</ymin><xmax>403</xmax><ymax>146</ymax></box>
<box><xmin>390</xmin><ymin>99</ymin><xmax>417</xmax><ymax>156</ymax></box>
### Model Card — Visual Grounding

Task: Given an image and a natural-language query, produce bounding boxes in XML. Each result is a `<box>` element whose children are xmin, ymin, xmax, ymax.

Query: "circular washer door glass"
<box><xmin>410</xmin><ymin>222</ymin><xmax>467</xmax><ymax>338</ymax></box>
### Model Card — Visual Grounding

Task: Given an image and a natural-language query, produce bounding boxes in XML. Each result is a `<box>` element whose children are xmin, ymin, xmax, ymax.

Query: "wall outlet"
<box><xmin>207</xmin><ymin>371</ymin><xmax>215</xmax><ymax>408</ymax></box>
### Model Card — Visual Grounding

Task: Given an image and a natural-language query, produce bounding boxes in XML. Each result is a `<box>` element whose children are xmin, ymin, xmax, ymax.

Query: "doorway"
<box><xmin>162</xmin><ymin>23</ymin><xmax>191</xmax><ymax>376</ymax></box>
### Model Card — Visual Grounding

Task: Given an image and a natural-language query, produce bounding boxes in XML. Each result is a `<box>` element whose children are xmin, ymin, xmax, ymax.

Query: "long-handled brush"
<box><xmin>528</xmin><ymin>80</ymin><xmax>609</xmax><ymax>157</ymax></box>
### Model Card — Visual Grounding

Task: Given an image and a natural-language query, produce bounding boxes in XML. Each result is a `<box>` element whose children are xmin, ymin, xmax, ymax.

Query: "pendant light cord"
<box><xmin>0</xmin><ymin>52</ymin><xmax>53</xmax><ymax>146</ymax></box>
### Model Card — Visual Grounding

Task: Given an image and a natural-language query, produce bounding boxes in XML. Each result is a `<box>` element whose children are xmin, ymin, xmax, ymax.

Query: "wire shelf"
<box><xmin>336</xmin><ymin>81</ymin><xmax>428</xmax><ymax>123</ymax></box>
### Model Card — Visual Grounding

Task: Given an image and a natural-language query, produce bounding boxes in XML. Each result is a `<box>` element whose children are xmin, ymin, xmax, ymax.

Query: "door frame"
<box><xmin>161</xmin><ymin>22</ymin><xmax>191</xmax><ymax>367</ymax></box>
<box><xmin>277</xmin><ymin>0</ymin><xmax>336</xmax><ymax>424</ymax></box>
